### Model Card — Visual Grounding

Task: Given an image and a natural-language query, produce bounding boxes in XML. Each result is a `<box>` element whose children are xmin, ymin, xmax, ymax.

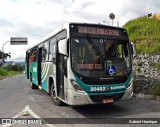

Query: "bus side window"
<box><xmin>29</xmin><ymin>50</ymin><xmax>33</xmax><ymax>63</ymax></box>
<box><xmin>34</xmin><ymin>46</ymin><xmax>38</xmax><ymax>62</ymax></box>
<box><xmin>29</xmin><ymin>48</ymin><xmax>37</xmax><ymax>63</ymax></box>
<box><xmin>49</xmin><ymin>37</ymin><xmax>56</xmax><ymax>62</ymax></box>
<box><xmin>43</xmin><ymin>40</ymin><xmax>49</xmax><ymax>61</ymax></box>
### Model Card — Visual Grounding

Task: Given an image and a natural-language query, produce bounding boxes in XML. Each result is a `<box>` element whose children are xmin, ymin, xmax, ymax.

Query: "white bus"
<box><xmin>25</xmin><ymin>23</ymin><xmax>136</xmax><ymax>106</ymax></box>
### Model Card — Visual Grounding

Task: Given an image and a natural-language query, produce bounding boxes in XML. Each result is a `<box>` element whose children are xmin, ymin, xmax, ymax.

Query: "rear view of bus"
<box><xmin>63</xmin><ymin>23</ymin><xmax>136</xmax><ymax>105</ymax></box>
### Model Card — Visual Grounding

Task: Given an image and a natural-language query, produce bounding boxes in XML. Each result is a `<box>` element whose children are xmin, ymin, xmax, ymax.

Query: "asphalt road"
<box><xmin>0</xmin><ymin>74</ymin><xmax>160</xmax><ymax>127</ymax></box>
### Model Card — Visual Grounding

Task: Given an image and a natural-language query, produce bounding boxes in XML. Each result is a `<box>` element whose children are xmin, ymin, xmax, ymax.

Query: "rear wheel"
<box><xmin>51</xmin><ymin>83</ymin><xmax>63</xmax><ymax>106</ymax></box>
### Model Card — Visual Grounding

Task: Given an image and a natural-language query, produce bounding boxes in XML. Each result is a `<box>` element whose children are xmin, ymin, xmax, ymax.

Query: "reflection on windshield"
<box><xmin>71</xmin><ymin>38</ymin><xmax>131</xmax><ymax>77</ymax></box>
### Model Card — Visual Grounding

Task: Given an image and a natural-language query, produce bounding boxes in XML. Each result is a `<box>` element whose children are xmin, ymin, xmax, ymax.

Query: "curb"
<box><xmin>134</xmin><ymin>93</ymin><xmax>160</xmax><ymax>101</ymax></box>
<box><xmin>0</xmin><ymin>76</ymin><xmax>11</xmax><ymax>80</ymax></box>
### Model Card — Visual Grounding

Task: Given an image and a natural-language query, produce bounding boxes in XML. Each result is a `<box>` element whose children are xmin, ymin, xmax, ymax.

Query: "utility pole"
<box><xmin>2</xmin><ymin>41</ymin><xmax>10</xmax><ymax>64</ymax></box>
<box><xmin>0</xmin><ymin>50</ymin><xmax>3</xmax><ymax>67</ymax></box>
<box><xmin>117</xmin><ymin>21</ymin><xmax>119</xmax><ymax>27</ymax></box>
<box><xmin>1</xmin><ymin>37</ymin><xmax>27</xmax><ymax>66</ymax></box>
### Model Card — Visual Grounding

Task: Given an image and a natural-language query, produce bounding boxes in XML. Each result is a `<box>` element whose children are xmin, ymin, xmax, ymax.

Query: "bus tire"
<box><xmin>30</xmin><ymin>76</ymin><xmax>38</xmax><ymax>89</ymax></box>
<box><xmin>51</xmin><ymin>83</ymin><xmax>63</xmax><ymax>106</ymax></box>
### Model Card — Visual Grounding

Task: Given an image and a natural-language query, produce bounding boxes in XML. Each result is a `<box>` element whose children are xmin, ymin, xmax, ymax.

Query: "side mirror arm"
<box><xmin>130</xmin><ymin>42</ymin><xmax>137</xmax><ymax>58</ymax></box>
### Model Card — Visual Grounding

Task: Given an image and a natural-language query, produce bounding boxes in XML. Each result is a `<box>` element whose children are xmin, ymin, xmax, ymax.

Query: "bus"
<box><xmin>25</xmin><ymin>23</ymin><xmax>136</xmax><ymax>106</ymax></box>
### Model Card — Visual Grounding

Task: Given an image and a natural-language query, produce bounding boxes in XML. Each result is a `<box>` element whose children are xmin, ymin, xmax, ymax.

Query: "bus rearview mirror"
<box><xmin>58</xmin><ymin>39</ymin><xmax>68</xmax><ymax>56</ymax></box>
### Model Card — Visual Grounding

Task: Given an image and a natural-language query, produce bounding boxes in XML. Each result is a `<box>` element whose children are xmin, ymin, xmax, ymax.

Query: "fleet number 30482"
<box><xmin>90</xmin><ymin>85</ymin><xmax>125</xmax><ymax>92</ymax></box>
<box><xmin>90</xmin><ymin>87</ymin><xmax>106</xmax><ymax>92</ymax></box>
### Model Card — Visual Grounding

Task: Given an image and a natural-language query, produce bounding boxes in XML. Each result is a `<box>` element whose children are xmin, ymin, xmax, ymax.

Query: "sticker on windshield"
<box><xmin>107</xmin><ymin>66</ymin><xmax>116</xmax><ymax>75</ymax></box>
<box><xmin>78</xmin><ymin>64</ymin><xmax>102</xmax><ymax>70</ymax></box>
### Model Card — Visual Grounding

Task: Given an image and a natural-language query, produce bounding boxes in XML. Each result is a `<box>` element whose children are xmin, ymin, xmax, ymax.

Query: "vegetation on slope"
<box><xmin>124</xmin><ymin>16</ymin><xmax>160</xmax><ymax>54</ymax></box>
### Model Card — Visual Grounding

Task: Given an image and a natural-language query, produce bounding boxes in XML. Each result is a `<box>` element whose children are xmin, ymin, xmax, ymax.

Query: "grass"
<box><xmin>124</xmin><ymin>16</ymin><xmax>160</xmax><ymax>54</ymax></box>
<box><xmin>0</xmin><ymin>68</ymin><xmax>8</xmax><ymax>77</ymax></box>
<box><xmin>151</xmin><ymin>83</ymin><xmax>160</xmax><ymax>96</ymax></box>
<box><xmin>0</xmin><ymin>68</ymin><xmax>22</xmax><ymax>79</ymax></box>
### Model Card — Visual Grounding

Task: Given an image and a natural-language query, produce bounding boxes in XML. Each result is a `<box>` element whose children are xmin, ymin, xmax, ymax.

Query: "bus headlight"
<box><xmin>70</xmin><ymin>79</ymin><xmax>85</xmax><ymax>93</ymax></box>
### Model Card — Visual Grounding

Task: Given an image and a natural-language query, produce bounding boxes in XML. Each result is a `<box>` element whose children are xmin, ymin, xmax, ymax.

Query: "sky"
<box><xmin>0</xmin><ymin>0</ymin><xmax>160</xmax><ymax>61</ymax></box>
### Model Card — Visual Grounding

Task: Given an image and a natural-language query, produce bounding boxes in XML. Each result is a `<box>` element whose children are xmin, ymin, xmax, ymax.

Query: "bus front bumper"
<box><xmin>66</xmin><ymin>89</ymin><xmax>91</xmax><ymax>105</ymax></box>
<box><xmin>66</xmin><ymin>87</ymin><xmax>133</xmax><ymax>106</ymax></box>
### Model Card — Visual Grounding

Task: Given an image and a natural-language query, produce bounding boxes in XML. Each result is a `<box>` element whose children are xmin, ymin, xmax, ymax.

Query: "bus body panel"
<box><xmin>32</xmin><ymin>62</ymin><xmax>38</xmax><ymax>85</ymax></box>
<box><xmin>41</xmin><ymin>62</ymin><xmax>56</xmax><ymax>92</ymax></box>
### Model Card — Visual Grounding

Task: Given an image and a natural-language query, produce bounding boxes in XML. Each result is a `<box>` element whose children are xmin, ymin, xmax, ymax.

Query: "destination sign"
<box><xmin>78</xmin><ymin>26</ymin><xmax>120</xmax><ymax>36</ymax></box>
<box><xmin>70</xmin><ymin>24</ymin><xmax>127</xmax><ymax>37</ymax></box>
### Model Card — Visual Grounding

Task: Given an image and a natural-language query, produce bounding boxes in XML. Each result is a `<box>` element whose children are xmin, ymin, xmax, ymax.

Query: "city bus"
<box><xmin>25</xmin><ymin>23</ymin><xmax>136</xmax><ymax>106</ymax></box>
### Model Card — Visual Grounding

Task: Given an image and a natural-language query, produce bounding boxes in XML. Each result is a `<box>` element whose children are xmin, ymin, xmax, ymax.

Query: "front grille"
<box><xmin>83</xmin><ymin>77</ymin><xmax>127</xmax><ymax>85</ymax></box>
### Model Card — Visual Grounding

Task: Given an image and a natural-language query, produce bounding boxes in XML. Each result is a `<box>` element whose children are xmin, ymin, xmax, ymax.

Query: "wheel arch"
<box><xmin>48</xmin><ymin>76</ymin><xmax>56</xmax><ymax>96</ymax></box>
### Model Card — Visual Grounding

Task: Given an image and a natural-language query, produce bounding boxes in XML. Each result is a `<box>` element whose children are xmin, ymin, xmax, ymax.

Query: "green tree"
<box><xmin>6</xmin><ymin>64</ymin><xmax>12</xmax><ymax>71</ymax></box>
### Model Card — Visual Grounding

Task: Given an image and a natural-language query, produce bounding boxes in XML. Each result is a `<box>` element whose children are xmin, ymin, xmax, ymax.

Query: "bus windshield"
<box><xmin>71</xmin><ymin>37</ymin><xmax>131</xmax><ymax>77</ymax></box>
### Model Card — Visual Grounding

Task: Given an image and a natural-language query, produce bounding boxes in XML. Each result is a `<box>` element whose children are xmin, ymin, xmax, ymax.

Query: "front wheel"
<box><xmin>51</xmin><ymin>83</ymin><xmax>63</xmax><ymax>106</ymax></box>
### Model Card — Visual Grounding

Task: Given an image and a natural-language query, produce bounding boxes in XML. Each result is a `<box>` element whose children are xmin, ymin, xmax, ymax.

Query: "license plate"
<box><xmin>102</xmin><ymin>98</ymin><xmax>114</xmax><ymax>104</ymax></box>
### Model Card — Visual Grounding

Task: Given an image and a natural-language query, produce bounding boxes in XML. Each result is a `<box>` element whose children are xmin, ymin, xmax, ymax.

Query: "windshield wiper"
<box><xmin>111</xmin><ymin>40</ymin><xmax>117</xmax><ymax>57</ymax></box>
<box><xmin>86</xmin><ymin>35</ymin><xmax>106</xmax><ymax>64</ymax></box>
<box><xmin>86</xmin><ymin>35</ymin><xmax>101</xmax><ymax>56</ymax></box>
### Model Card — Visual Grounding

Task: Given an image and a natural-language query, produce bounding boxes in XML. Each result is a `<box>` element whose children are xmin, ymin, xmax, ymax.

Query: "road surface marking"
<box><xmin>1</xmin><ymin>105</ymin><xmax>54</xmax><ymax>127</ymax></box>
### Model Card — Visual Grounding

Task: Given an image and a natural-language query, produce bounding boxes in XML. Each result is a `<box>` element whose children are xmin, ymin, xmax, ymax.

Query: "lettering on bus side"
<box><xmin>110</xmin><ymin>85</ymin><xmax>125</xmax><ymax>90</ymax></box>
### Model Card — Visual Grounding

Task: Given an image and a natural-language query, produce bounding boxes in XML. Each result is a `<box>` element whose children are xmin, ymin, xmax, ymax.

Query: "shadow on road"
<box><xmin>70</xmin><ymin>98</ymin><xmax>160</xmax><ymax>118</ymax></box>
<box><xmin>71</xmin><ymin>103</ymin><xmax>128</xmax><ymax>118</ymax></box>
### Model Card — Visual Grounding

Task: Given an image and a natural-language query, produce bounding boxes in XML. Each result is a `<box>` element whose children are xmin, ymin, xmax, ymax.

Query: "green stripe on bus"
<box><xmin>74</xmin><ymin>72</ymin><xmax>132</xmax><ymax>94</ymax></box>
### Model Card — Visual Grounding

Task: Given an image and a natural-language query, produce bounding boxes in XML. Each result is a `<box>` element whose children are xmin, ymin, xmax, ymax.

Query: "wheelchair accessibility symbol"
<box><xmin>108</xmin><ymin>66</ymin><xmax>116</xmax><ymax>75</ymax></box>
